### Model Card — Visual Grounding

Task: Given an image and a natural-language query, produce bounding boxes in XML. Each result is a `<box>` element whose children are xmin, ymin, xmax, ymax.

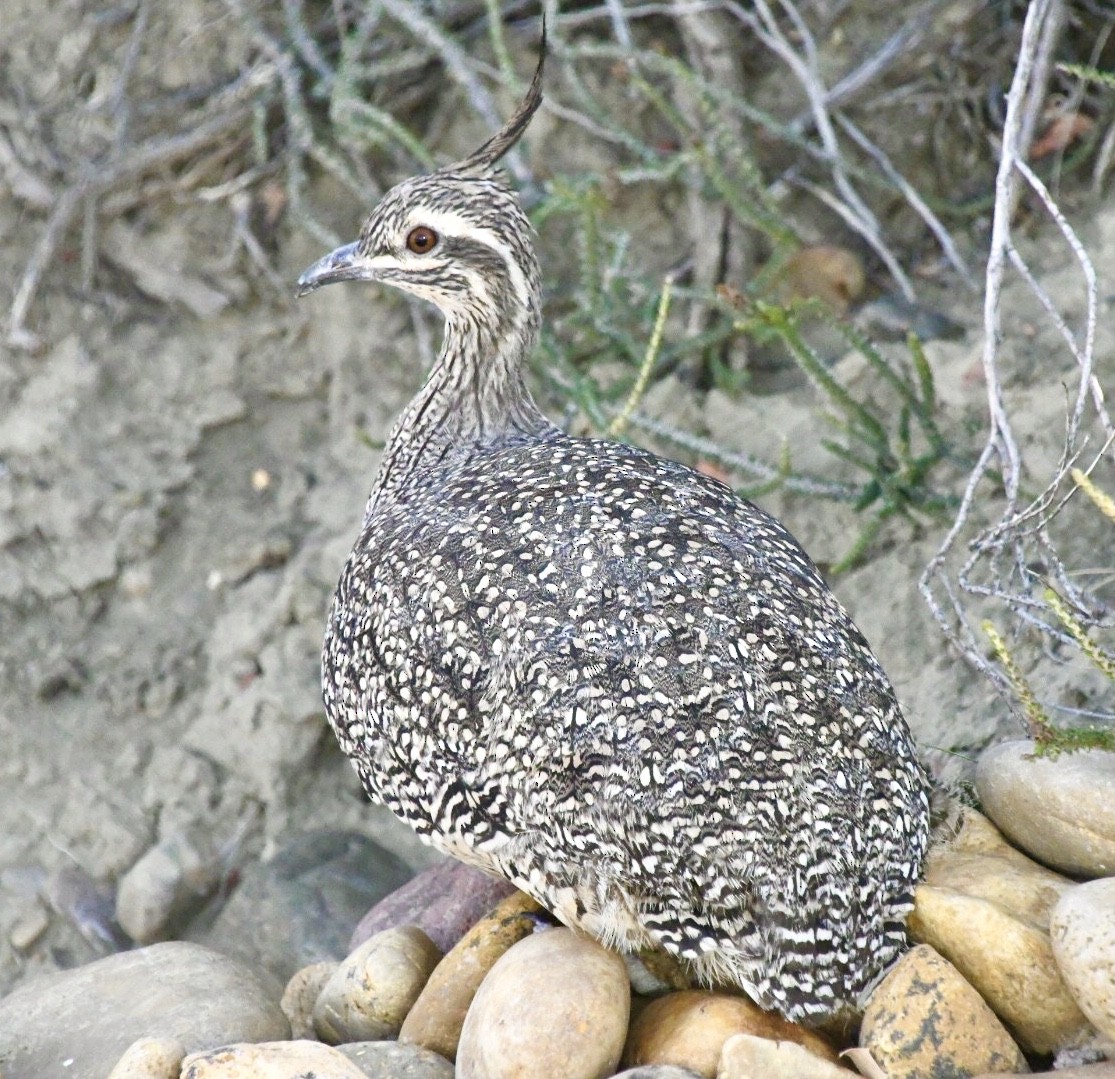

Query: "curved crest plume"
<box><xmin>443</xmin><ymin>26</ymin><xmax>545</xmax><ymax>178</ymax></box>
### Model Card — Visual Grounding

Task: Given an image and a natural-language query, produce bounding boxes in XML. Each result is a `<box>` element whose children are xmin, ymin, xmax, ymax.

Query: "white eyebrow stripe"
<box><xmin>403</xmin><ymin>207</ymin><xmax>532</xmax><ymax>314</ymax></box>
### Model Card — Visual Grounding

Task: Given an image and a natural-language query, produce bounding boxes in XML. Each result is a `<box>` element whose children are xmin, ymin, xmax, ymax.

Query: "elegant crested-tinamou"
<box><xmin>297</xmin><ymin>42</ymin><xmax>930</xmax><ymax>1023</ymax></box>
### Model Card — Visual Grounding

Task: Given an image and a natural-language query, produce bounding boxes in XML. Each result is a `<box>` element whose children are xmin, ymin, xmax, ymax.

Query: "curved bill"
<box><xmin>296</xmin><ymin>242</ymin><xmax>372</xmax><ymax>296</ymax></box>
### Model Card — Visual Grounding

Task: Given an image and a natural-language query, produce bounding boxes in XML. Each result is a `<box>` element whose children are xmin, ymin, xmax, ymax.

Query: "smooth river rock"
<box><xmin>181</xmin><ymin>1040</ymin><xmax>366</xmax><ymax>1078</ymax></box>
<box><xmin>106</xmin><ymin>1036</ymin><xmax>186</xmax><ymax>1079</ymax></box>
<box><xmin>116</xmin><ymin>828</ymin><xmax>221</xmax><ymax>944</ymax></box>
<box><xmin>351</xmin><ymin>860</ymin><xmax>516</xmax><ymax>954</ymax></box>
<box><xmin>909</xmin><ymin>806</ymin><xmax>1088</xmax><ymax>1053</ymax></box>
<box><xmin>623</xmin><ymin>990</ymin><xmax>837</xmax><ymax>1079</ymax></box>
<box><xmin>860</xmin><ymin>944</ymin><xmax>1028</xmax><ymax>1078</ymax></box>
<box><xmin>717</xmin><ymin>1033</ymin><xmax>850</xmax><ymax>1079</ymax></box>
<box><xmin>398</xmin><ymin>890</ymin><xmax>540</xmax><ymax>1060</ymax></box>
<box><xmin>456</xmin><ymin>927</ymin><xmax>630</xmax><ymax>1079</ymax></box>
<box><xmin>0</xmin><ymin>941</ymin><xmax>288</xmax><ymax>1079</ymax></box>
<box><xmin>336</xmin><ymin>1040</ymin><xmax>455</xmax><ymax>1078</ymax></box>
<box><xmin>1051</xmin><ymin>877</ymin><xmax>1115</xmax><ymax>1040</ymax></box>
<box><xmin>313</xmin><ymin>925</ymin><xmax>442</xmax><ymax>1043</ymax></box>
<box><xmin>976</xmin><ymin>740</ymin><xmax>1115</xmax><ymax>877</ymax></box>
<box><xmin>281</xmin><ymin>960</ymin><xmax>338</xmax><ymax>1039</ymax></box>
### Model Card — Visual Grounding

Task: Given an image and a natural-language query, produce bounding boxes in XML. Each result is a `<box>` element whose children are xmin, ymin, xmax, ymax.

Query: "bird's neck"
<box><xmin>368</xmin><ymin>308</ymin><xmax>550</xmax><ymax>509</ymax></box>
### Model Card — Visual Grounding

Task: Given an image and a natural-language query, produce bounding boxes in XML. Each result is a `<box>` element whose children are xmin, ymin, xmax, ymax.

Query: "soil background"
<box><xmin>2</xmin><ymin>0</ymin><xmax>1113</xmax><ymax>996</ymax></box>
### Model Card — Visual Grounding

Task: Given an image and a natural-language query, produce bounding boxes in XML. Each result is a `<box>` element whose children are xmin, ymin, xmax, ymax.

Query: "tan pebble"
<box><xmin>976</xmin><ymin>740</ymin><xmax>1115</xmax><ymax>877</ymax></box>
<box><xmin>8</xmin><ymin>904</ymin><xmax>49</xmax><ymax>950</ymax></box>
<box><xmin>313</xmin><ymin>925</ymin><xmax>442</xmax><ymax>1044</ymax></box>
<box><xmin>1051</xmin><ymin>878</ymin><xmax>1115</xmax><ymax>1040</ymax></box>
<box><xmin>107</xmin><ymin>1036</ymin><xmax>186</xmax><ymax>1079</ymax></box>
<box><xmin>399</xmin><ymin>890</ymin><xmax>539</xmax><ymax>1060</ymax></box>
<box><xmin>282</xmin><ymin>960</ymin><xmax>339</xmax><ymax>1040</ymax></box>
<box><xmin>717</xmin><ymin>1033</ymin><xmax>849</xmax><ymax>1079</ymax></box>
<box><xmin>251</xmin><ymin>468</ymin><xmax>272</xmax><ymax>491</ymax></box>
<box><xmin>456</xmin><ymin>927</ymin><xmax>629</xmax><ymax>1079</ymax></box>
<box><xmin>860</xmin><ymin>944</ymin><xmax>1028</xmax><ymax>1078</ymax></box>
<box><xmin>623</xmin><ymin>989</ymin><xmax>838</xmax><ymax>1079</ymax></box>
<box><xmin>909</xmin><ymin>807</ymin><xmax>1088</xmax><ymax>1054</ymax></box>
<box><xmin>182</xmin><ymin>1039</ymin><xmax>366</xmax><ymax>1078</ymax></box>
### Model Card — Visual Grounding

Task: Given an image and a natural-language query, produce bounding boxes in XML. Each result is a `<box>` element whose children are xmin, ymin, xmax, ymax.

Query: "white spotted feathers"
<box><xmin>297</xmin><ymin>41</ymin><xmax>930</xmax><ymax>1022</ymax></box>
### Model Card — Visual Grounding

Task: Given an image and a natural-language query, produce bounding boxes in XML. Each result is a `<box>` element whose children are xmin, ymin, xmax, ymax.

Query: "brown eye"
<box><xmin>406</xmin><ymin>226</ymin><xmax>438</xmax><ymax>254</ymax></box>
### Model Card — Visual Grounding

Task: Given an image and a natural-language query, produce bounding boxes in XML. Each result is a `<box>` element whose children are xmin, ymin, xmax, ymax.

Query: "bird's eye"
<box><xmin>406</xmin><ymin>226</ymin><xmax>439</xmax><ymax>254</ymax></box>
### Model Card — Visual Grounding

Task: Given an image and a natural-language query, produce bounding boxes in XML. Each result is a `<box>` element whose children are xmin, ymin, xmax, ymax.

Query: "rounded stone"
<box><xmin>612</xmin><ymin>1068</ymin><xmax>704</xmax><ymax>1079</ymax></box>
<box><xmin>0</xmin><ymin>941</ymin><xmax>288</xmax><ymax>1079</ymax></box>
<box><xmin>106</xmin><ymin>1037</ymin><xmax>186</xmax><ymax>1079</ymax></box>
<box><xmin>398</xmin><ymin>890</ymin><xmax>540</xmax><ymax>1060</ymax></box>
<box><xmin>623</xmin><ymin>990</ymin><xmax>838</xmax><ymax>1079</ymax></box>
<box><xmin>351</xmin><ymin>860</ymin><xmax>516</xmax><ymax>954</ymax></box>
<box><xmin>976</xmin><ymin>740</ymin><xmax>1115</xmax><ymax>877</ymax></box>
<box><xmin>718</xmin><ymin>1033</ymin><xmax>851</xmax><ymax>1079</ymax></box>
<box><xmin>336</xmin><ymin>1041</ymin><xmax>455</xmax><ymax>1078</ymax></box>
<box><xmin>859</xmin><ymin>944</ymin><xmax>1028</xmax><ymax>1079</ymax></box>
<box><xmin>116</xmin><ymin>829</ymin><xmax>220</xmax><ymax>944</ymax></box>
<box><xmin>281</xmin><ymin>960</ymin><xmax>339</xmax><ymax>1040</ymax></box>
<box><xmin>313</xmin><ymin>925</ymin><xmax>442</xmax><ymax>1043</ymax></box>
<box><xmin>456</xmin><ymin>928</ymin><xmax>630</xmax><ymax>1079</ymax></box>
<box><xmin>909</xmin><ymin>806</ymin><xmax>1087</xmax><ymax>1054</ymax></box>
<box><xmin>1050</xmin><ymin>877</ymin><xmax>1115</xmax><ymax>1039</ymax></box>
<box><xmin>181</xmin><ymin>1040</ymin><xmax>367</xmax><ymax>1078</ymax></box>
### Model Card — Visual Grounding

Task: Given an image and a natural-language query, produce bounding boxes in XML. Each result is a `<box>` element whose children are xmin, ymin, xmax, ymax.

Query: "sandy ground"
<box><xmin>2</xmin><ymin>0</ymin><xmax>1113</xmax><ymax>996</ymax></box>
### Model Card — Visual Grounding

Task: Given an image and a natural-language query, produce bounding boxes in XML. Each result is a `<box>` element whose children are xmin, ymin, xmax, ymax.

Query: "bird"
<box><xmin>297</xmin><ymin>41</ymin><xmax>930</xmax><ymax>1023</ymax></box>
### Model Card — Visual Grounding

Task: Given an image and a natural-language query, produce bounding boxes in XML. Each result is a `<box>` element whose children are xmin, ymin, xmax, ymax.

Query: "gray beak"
<box><xmin>296</xmin><ymin>242</ymin><xmax>371</xmax><ymax>297</ymax></box>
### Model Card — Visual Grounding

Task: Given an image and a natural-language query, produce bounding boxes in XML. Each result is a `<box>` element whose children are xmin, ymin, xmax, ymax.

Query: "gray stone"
<box><xmin>337</xmin><ymin>1041</ymin><xmax>455</xmax><ymax>1078</ymax></box>
<box><xmin>976</xmin><ymin>740</ymin><xmax>1115</xmax><ymax>877</ymax></box>
<box><xmin>350</xmin><ymin>859</ymin><xmax>515</xmax><ymax>954</ymax></box>
<box><xmin>0</xmin><ymin>941</ymin><xmax>288</xmax><ymax>1079</ymax></box>
<box><xmin>194</xmin><ymin>830</ymin><xmax>413</xmax><ymax>982</ymax></box>
<box><xmin>1051</xmin><ymin>878</ymin><xmax>1115</xmax><ymax>1040</ymax></box>
<box><xmin>116</xmin><ymin>828</ymin><xmax>221</xmax><ymax>944</ymax></box>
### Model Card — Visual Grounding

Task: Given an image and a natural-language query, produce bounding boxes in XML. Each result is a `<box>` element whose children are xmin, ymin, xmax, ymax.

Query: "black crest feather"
<box><xmin>446</xmin><ymin>24</ymin><xmax>545</xmax><ymax>177</ymax></box>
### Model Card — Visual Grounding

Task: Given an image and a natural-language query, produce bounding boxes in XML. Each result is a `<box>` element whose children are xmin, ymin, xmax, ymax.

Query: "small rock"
<box><xmin>717</xmin><ymin>1033</ymin><xmax>850</xmax><ymax>1079</ymax></box>
<box><xmin>909</xmin><ymin>806</ymin><xmax>1088</xmax><ymax>1053</ymax></box>
<box><xmin>624</xmin><ymin>951</ymin><xmax>691</xmax><ymax>996</ymax></box>
<box><xmin>860</xmin><ymin>944</ymin><xmax>1029</xmax><ymax>1078</ymax></box>
<box><xmin>622</xmin><ymin>990</ymin><xmax>837</xmax><ymax>1079</ymax></box>
<box><xmin>351</xmin><ymin>860</ymin><xmax>516</xmax><ymax>954</ymax></box>
<box><xmin>398</xmin><ymin>890</ymin><xmax>540</xmax><ymax>1060</ymax></box>
<box><xmin>182</xmin><ymin>1040</ymin><xmax>365</xmax><ymax>1078</ymax></box>
<box><xmin>976</xmin><ymin>740</ymin><xmax>1115</xmax><ymax>877</ymax></box>
<box><xmin>116</xmin><ymin>828</ymin><xmax>221</xmax><ymax>943</ymax></box>
<box><xmin>0</xmin><ymin>941</ymin><xmax>288</xmax><ymax>1079</ymax></box>
<box><xmin>8</xmin><ymin>903</ymin><xmax>49</xmax><ymax>950</ymax></box>
<box><xmin>336</xmin><ymin>1041</ymin><xmax>455</xmax><ymax>1078</ymax></box>
<box><xmin>1051</xmin><ymin>878</ymin><xmax>1115</xmax><ymax>1040</ymax></box>
<box><xmin>314</xmin><ymin>925</ymin><xmax>442</xmax><ymax>1043</ymax></box>
<box><xmin>106</xmin><ymin>1037</ymin><xmax>186</xmax><ymax>1079</ymax></box>
<box><xmin>195</xmin><ymin>830</ymin><xmax>414</xmax><ymax>983</ymax></box>
<box><xmin>612</xmin><ymin>1068</ymin><xmax>704</xmax><ymax>1079</ymax></box>
<box><xmin>456</xmin><ymin>928</ymin><xmax>630</xmax><ymax>1079</ymax></box>
<box><xmin>282</xmin><ymin>960</ymin><xmax>338</xmax><ymax>1039</ymax></box>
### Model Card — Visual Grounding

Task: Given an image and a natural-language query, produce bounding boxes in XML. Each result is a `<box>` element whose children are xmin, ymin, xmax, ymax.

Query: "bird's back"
<box><xmin>323</xmin><ymin>431</ymin><xmax>929</xmax><ymax>1019</ymax></box>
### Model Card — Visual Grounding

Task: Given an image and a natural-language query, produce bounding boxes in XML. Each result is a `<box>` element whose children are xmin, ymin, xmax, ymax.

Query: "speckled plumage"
<box><xmin>299</xmin><ymin>47</ymin><xmax>930</xmax><ymax>1022</ymax></box>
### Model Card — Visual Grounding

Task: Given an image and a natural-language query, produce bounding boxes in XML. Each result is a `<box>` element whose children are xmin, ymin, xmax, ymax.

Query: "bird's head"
<box><xmin>297</xmin><ymin>38</ymin><xmax>544</xmax><ymax>334</ymax></box>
